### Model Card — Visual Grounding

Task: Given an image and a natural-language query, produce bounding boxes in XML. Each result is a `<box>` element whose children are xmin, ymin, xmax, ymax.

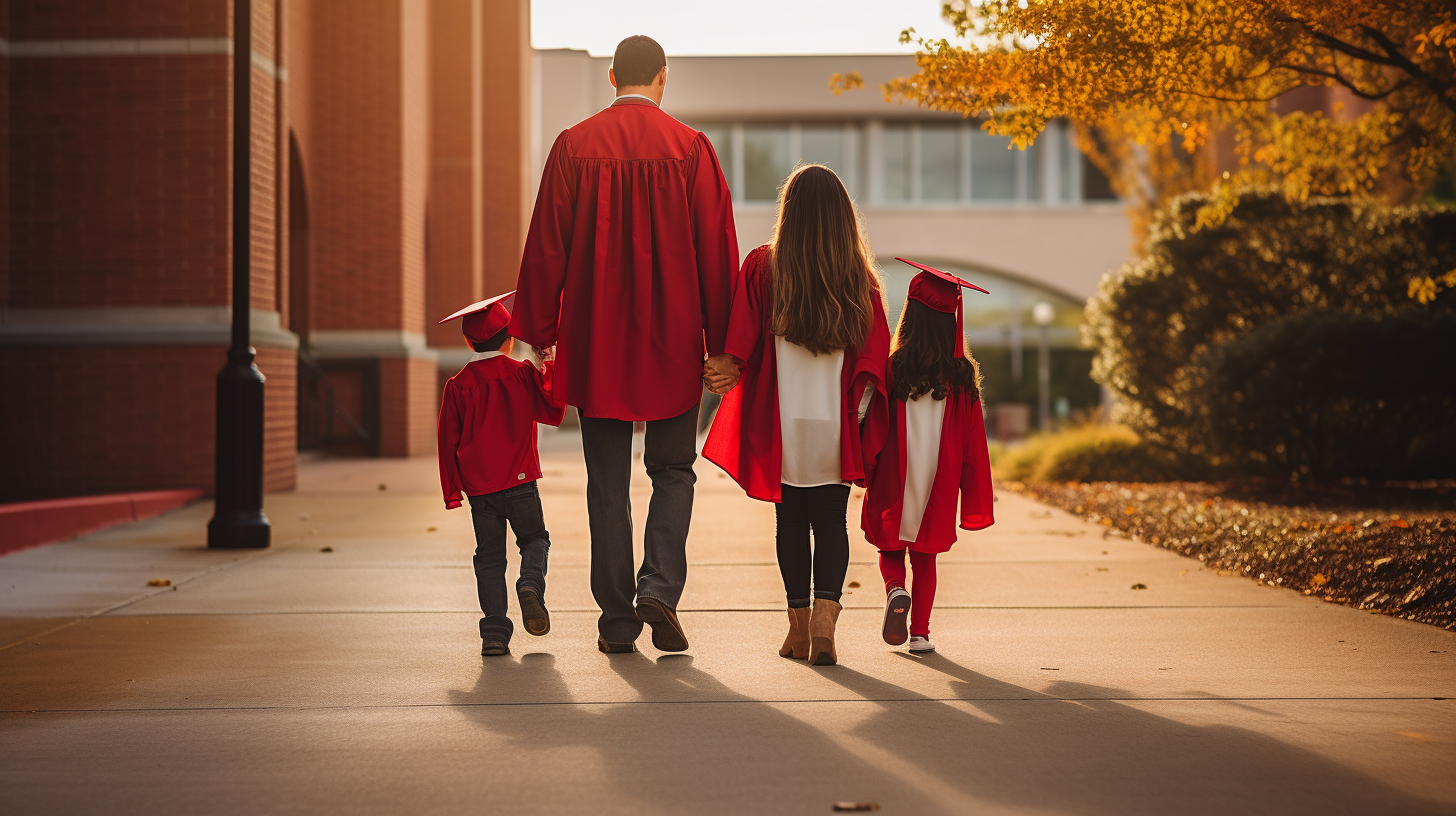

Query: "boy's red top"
<box><xmin>437</xmin><ymin>355</ymin><xmax>566</xmax><ymax>509</ymax></box>
<box><xmin>860</xmin><ymin>388</ymin><xmax>995</xmax><ymax>553</ymax></box>
<box><xmin>702</xmin><ymin>245</ymin><xmax>891</xmax><ymax>503</ymax></box>
<box><xmin>510</xmin><ymin>97</ymin><xmax>740</xmax><ymax>422</ymax></box>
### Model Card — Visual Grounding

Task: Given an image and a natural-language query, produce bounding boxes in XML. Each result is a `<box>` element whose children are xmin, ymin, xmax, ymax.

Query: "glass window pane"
<box><xmin>882</xmin><ymin>123</ymin><xmax>912</xmax><ymax>203</ymax></box>
<box><xmin>743</xmin><ymin>125</ymin><xmax>791</xmax><ymax>202</ymax></box>
<box><xmin>920</xmin><ymin>124</ymin><xmax>960</xmax><ymax>201</ymax></box>
<box><xmin>1060</xmin><ymin>125</ymin><xmax>1080</xmax><ymax>202</ymax></box>
<box><xmin>698</xmin><ymin>125</ymin><xmax>733</xmax><ymax>199</ymax></box>
<box><xmin>970</xmin><ymin>128</ymin><xmax>1015</xmax><ymax>201</ymax></box>
<box><xmin>1022</xmin><ymin>138</ymin><xmax>1042</xmax><ymax>202</ymax></box>
<box><xmin>800</xmin><ymin>125</ymin><xmax>852</xmax><ymax>197</ymax></box>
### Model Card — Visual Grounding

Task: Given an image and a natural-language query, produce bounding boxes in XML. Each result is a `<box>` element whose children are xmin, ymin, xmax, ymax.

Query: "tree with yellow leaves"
<box><xmin>834</xmin><ymin>0</ymin><xmax>1456</xmax><ymax>300</ymax></box>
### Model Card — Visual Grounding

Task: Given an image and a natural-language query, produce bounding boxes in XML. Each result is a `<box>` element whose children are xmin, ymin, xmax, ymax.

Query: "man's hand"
<box><xmin>532</xmin><ymin>344</ymin><xmax>555</xmax><ymax>363</ymax></box>
<box><xmin>703</xmin><ymin>353</ymin><xmax>741</xmax><ymax>395</ymax></box>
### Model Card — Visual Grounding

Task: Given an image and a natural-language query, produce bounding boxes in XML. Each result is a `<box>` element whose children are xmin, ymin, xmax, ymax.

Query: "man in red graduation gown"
<box><xmin>510</xmin><ymin>35</ymin><xmax>739</xmax><ymax>654</ymax></box>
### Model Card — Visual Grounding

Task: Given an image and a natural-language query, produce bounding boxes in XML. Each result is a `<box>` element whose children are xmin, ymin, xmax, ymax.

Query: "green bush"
<box><xmin>1197</xmin><ymin>309</ymin><xmax>1456</xmax><ymax>480</ymax></box>
<box><xmin>996</xmin><ymin>424</ymin><xmax>1189</xmax><ymax>483</ymax></box>
<box><xmin>1086</xmin><ymin>189</ymin><xmax>1456</xmax><ymax>474</ymax></box>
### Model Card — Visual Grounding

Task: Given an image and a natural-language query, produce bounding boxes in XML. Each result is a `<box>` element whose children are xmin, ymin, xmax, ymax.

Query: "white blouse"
<box><xmin>897</xmin><ymin>393</ymin><xmax>947</xmax><ymax>543</ymax></box>
<box><xmin>775</xmin><ymin>336</ymin><xmax>845</xmax><ymax>487</ymax></box>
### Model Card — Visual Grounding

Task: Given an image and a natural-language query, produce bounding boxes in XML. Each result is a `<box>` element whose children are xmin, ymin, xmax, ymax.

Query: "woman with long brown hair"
<box><xmin>703</xmin><ymin>163</ymin><xmax>890</xmax><ymax>666</ymax></box>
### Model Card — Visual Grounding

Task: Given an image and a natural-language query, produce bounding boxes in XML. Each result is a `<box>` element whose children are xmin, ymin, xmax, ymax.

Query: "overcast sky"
<box><xmin>530</xmin><ymin>0</ymin><xmax>962</xmax><ymax>56</ymax></box>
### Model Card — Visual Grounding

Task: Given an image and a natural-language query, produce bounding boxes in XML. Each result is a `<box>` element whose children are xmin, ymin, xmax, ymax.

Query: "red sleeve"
<box><xmin>688</xmin><ymin>133</ymin><xmax>740</xmax><ymax>358</ymax></box>
<box><xmin>724</xmin><ymin>247</ymin><xmax>769</xmax><ymax>364</ymax></box>
<box><xmin>853</xmin><ymin>288</ymin><xmax>892</xmax><ymax>482</ymax></box>
<box><xmin>511</xmin><ymin>130</ymin><xmax>576</xmax><ymax>349</ymax></box>
<box><xmin>530</xmin><ymin>360</ymin><xmax>567</xmax><ymax>427</ymax></box>
<box><xmin>960</xmin><ymin>399</ymin><xmax>995</xmax><ymax>531</ymax></box>
<box><xmin>437</xmin><ymin>383</ymin><xmax>465</xmax><ymax>510</ymax></box>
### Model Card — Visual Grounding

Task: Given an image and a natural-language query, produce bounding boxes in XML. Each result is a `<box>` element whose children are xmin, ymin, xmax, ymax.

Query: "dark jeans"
<box><xmin>775</xmin><ymin>483</ymin><xmax>851</xmax><ymax>607</ymax></box>
<box><xmin>580</xmin><ymin>404</ymin><xmax>699</xmax><ymax>643</ymax></box>
<box><xmin>467</xmin><ymin>481</ymin><xmax>550</xmax><ymax>643</ymax></box>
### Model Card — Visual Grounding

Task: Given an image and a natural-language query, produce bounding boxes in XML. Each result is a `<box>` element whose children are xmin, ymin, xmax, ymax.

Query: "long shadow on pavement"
<box><xmin>817</xmin><ymin>652</ymin><xmax>1451</xmax><ymax>816</ymax></box>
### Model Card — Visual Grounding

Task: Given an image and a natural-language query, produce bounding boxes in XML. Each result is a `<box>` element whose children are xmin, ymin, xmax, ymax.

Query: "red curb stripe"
<box><xmin>0</xmin><ymin>489</ymin><xmax>204</xmax><ymax>556</ymax></box>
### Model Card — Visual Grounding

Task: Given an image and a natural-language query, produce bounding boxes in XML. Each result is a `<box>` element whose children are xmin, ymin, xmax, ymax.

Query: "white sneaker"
<box><xmin>907</xmin><ymin>636</ymin><xmax>936</xmax><ymax>653</ymax></box>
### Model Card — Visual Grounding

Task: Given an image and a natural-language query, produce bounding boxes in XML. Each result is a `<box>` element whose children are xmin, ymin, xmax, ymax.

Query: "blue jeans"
<box><xmin>467</xmin><ymin>481</ymin><xmax>550</xmax><ymax>643</ymax></box>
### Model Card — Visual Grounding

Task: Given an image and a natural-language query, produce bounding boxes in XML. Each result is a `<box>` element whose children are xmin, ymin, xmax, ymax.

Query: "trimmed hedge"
<box><xmin>1086</xmin><ymin>189</ymin><xmax>1456</xmax><ymax>479</ymax></box>
<box><xmin>1197</xmin><ymin>308</ymin><xmax>1456</xmax><ymax>479</ymax></box>
<box><xmin>996</xmin><ymin>424</ymin><xmax>1187</xmax><ymax>483</ymax></box>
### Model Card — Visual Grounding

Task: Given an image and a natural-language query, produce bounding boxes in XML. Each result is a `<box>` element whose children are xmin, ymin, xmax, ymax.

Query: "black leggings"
<box><xmin>775</xmin><ymin>484</ymin><xmax>851</xmax><ymax>607</ymax></box>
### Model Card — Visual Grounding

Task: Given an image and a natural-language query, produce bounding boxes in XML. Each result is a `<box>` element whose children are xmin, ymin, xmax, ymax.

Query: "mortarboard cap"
<box><xmin>438</xmin><ymin>291</ymin><xmax>516</xmax><ymax>344</ymax></box>
<box><xmin>896</xmin><ymin>257</ymin><xmax>989</xmax><ymax>358</ymax></box>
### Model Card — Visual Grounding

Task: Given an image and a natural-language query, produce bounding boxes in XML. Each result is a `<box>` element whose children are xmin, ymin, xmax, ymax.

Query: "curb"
<box><xmin>0</xmin><ymin>489</ymin><xmax>205</xmax><ymax>556</ymax></box>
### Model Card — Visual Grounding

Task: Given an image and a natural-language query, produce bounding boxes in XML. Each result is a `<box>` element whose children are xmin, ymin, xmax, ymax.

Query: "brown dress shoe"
<box><xmin>808</xmin><ymin>598</ymin><xmax>842</xmax><ymax>666</ymax></box>
<box><xmin>779</xmin><ymin>606</ymin><xmax>812</xmax><ymax>659</ymax></box>
<box><xmin>634</xmin><ymin>596</ymin><xmax>689</xmax><ymax>652</ymax></box>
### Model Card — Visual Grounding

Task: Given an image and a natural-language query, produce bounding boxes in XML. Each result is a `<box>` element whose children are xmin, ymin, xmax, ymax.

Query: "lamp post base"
<box><xmin>207</xmin><ymin>509</ymin><xmax>272</xmax><ymax>549</ymax></box>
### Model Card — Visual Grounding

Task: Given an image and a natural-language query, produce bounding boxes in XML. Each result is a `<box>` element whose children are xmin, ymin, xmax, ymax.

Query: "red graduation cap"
<box><xmin>438</xmin><ymin>291</ymin><xmax>516</xmax><ymax>344</ymax></box>
<box><xmin>897</xmin><ymin>257</ymin><xmax>989</xmax><ymax>358</ymax></box>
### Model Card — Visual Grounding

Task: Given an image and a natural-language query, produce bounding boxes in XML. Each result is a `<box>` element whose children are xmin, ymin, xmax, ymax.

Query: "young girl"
<box><xmin>703</xmin><ymin>163</ymin><xmax>890</xmax><ymax>667</ymax></box>
<box><xmin>861</xmin><ymin>259</ymin><xmax>995</xmax><ymax>653</ymax></box>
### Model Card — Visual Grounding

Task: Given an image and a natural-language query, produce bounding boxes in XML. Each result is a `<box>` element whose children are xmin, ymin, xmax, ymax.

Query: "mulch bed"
<box><xmin>1004</xmin><ymin>479</ymin><xmax>1456</xmax><ymax>630</ymax></box>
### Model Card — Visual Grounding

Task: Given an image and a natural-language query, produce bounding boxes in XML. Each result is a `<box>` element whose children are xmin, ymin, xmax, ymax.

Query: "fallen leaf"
<box><xmin>378</xmin><ymin>483</ymin><xmax>388</xmax><ymax>491</ymax></box>
<box><xmin>427</xmin><ymin>526</ymin><xmax>438</xmax><ymax>533</ymax></box>
<box><xmin>832</xmin><ymin>804</ymin><xmax>880</xmax><ymax>812</ymax></box>
<box><xmin>147</xmin><ymin>578</ymin><xmax>172</xmax><ymax>587</ymax></box>
<box><xmin>1310</xmin><ymin>573</ymin><xmax>1330</xmax><ymax>588</ymax></box>
<box><xmin>1096</xmin><ymin>567</ymin><xmax>1109</xmax><ymax>572</ymax></box>
<box><xmin>1131</xmin><ymin>583</ymin><xmax>1148</xmax><ymax>590</ymax></box>
<box><xmin>1124</xmin><ymin>507</ymin><xmax>1135</xmax><ymax>515</ymax></box>
<box><xmin>847</xmin><ymin>581</ymin><xmax>861</xmax><ymax>588</ymax></box>
<box><xmin>1390</xmin><ymin>519</ymin><xmax>1410</xmax><ymax>528</ymax></box>
<box><xmin>320</xmin><ymin>546</ymin><xmax>334</xmax><ymax>553</ymax></box>
<box><xmin>1372</xmin><ymin>556</ymin><xmax>1393</xmax><ymax>568</ymax></box>
<box><xmin>1039</xmin><ymin>667</ymin><xmax>1059</xmax><ymax>671</ymax></box>
<box><xmin>299</xmin><ymin>512</ymin><xmax>311</xmax><ymax>521</ymax></box>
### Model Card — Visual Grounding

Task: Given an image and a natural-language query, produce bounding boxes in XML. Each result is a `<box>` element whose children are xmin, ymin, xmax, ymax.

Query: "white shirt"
<box><xmin>468</xmin><ymin>350</ymin><xmax>505</xmax><ymax>363</ymax></box>
<box><xmin>614</xmin><ymin>93</ymin><xmax>658</xmax><ymax>106</ymax></box>
<box><xmin>776</xmin><ymin>336</ymin><xmax>844</xmax><ymax>487</ymax></box>
<box><xmin>897</xmin><ymin>393</ymin><xmax>946</xmax><ymax>543</ymax></box>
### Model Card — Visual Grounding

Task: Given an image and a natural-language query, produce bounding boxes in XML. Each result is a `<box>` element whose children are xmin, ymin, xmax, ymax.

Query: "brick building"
<box><xmin>0</xmin><ymin>0</ymin><xmax>532</xmax><ymax>501</ymax></box>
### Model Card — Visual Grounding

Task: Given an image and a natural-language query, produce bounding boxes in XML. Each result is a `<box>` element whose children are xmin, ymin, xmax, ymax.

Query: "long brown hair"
<box><xmin>890</xmin><ymin>299</ymin><xmax>981</xmax><ymax>402</ymax></box>
<box><xmin>768</xmin><ymin>164</ymin><xmax>881</xmax><ymax>355</ymax></box>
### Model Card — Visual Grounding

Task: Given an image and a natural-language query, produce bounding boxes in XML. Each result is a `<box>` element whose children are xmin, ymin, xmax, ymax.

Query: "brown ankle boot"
<box><xmin>808</xmin><ymin>599</ymin><xmax>843</xmax><ymax>666</ymax></box>
<box><xmin>779</xmin><ymin>607</ymin><xmax>812</xmax><ymax>659</ymax></box>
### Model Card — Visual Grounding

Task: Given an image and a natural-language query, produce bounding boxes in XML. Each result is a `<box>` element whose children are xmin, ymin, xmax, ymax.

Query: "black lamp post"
<box><xmin>208</xmin><ymin>0</ymin><xmax>270</xmax><ymax>549</ymax></box>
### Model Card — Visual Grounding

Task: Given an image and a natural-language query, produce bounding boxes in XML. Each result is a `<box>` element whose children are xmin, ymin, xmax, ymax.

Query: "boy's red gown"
<box><xmin>703</xmin><ymin>245</ymin><xmax>890</xmax><ymax>503</ymax></box>
<box><xmin>860</xmin><ymin>386</ymin><xmax>995</xmax><ymax>552</ymax></box>
<box><xmin>510</xmin><ymin>97</ymin><xmax>739</xmax><ymax>422</ymax></box>
<box><xmin>437</xmin><ymin>355</ymin><xmax>566</xmax><ymax>509</ymax></box>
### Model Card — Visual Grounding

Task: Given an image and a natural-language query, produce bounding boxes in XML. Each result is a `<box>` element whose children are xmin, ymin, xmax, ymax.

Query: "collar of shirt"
<box><xmin>613</xmin><ymin>93</ymin><xmax>659</xmax><ymax>106</ymax></box>
<box><xmin>469</xmin><ymin>350</ymin><xmax>505</xmax><ymax>363</ymax></box>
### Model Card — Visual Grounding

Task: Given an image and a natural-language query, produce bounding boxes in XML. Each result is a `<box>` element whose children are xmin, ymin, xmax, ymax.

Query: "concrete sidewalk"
<box><xmin>2</xmin><ymin>430</ymin><xmax>1453</xmax><ymax>815</ymax></box>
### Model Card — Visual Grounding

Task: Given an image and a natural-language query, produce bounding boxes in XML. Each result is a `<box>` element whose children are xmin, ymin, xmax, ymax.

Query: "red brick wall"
<box><xmin>256</xmin><ymin>345</ymin><xmax>297</xmax><ymax>491</ymax></box>
<box><xmin>9</xmin><ymin>0</ymin><xmax>227</xmax><ymax>39</ymax></box>
<box><xmin>479</xmin><ymin>0</ymin><xmax>531</xmax><ymax>298</ymax></box>
<box><xmin>248</xmin><ymin>0</ymin><xmax>280</xmax><ymax>312</ymax></box>
<box><xmin>378</xmin><ymin>356</ymin><xmax>437</xmax><ymax>456</ymax></box>
<box><xmin>426</xmin><ymin>0</ymin><xmax>484</xmax><ymax>349</ymax></box>
<box><xmin>1</xmin><ymin>3</ymin><xmax>11</xmax><ymax>306</ymax></box>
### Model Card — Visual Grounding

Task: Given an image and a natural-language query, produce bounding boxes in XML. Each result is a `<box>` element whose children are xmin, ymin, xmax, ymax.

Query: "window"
<box><xmin>699</xmin><ymin>125</ymin><xmax>733</xmax><ymax>195</ymax></box>
<box><xmin>970</xmin><ymin>129</ymin><xmax>1016</xmax><ymax>202</ymax></box>
<box><xmin>743</xmin><ymin>125</ymin><xmax>791</xmax><ymax>202</ymax></box>
<box><xmin>882</xmin><ymin>123</ymin><xmax>913</xmax><ymax>203</ymax></box>
<box><xmin>919</xmin><ymin>124</ymin><xmax>961</xmax><ymax>202</ymax></box>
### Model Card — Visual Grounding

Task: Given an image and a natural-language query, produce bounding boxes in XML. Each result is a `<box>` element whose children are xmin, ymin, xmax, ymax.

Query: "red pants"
<box><xmin>878</xmin><ymin>549</ymin><xmax>937</xmax><ymax>638</ymax></box>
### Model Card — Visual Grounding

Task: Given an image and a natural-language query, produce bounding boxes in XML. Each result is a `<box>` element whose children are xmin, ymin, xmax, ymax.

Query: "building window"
<box><xmin>742</xmin><ymin>125</ymin><xmax>792</xmax><ymax>202</ymax></box>
<box><xmin>970</xmin><ymin>128</ymin><xmax>1017</xmax><ymax>202</ymax></box>
<box><xmin>919</xmin><ymin>124</ymin><xmax>961</xmax><ymax>202</ymax></box>
<box><xmin>699</xmin><ymin>125</ymin><xmax>733</xmax><ymax>194</ymax></box>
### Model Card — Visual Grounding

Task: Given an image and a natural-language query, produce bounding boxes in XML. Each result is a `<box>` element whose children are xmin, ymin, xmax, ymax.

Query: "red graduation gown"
<box><xmin>510</xmin><ymin>97</ymin><xmax>739</xmax><ymax>422</ymax></box>
<box><xmin>861</xmin><ymin>389</ymin><xmax>995</xmax><ymax>553</ymax></box>
<box><xmin>437</xmin><ymin>356</ymin><xmax>566</xmax><ymax>509</ymax></box>
<box><xmin>703</xmin><ymin>245</ymin><xmax>890</xmax><ymax>503</ymax></box>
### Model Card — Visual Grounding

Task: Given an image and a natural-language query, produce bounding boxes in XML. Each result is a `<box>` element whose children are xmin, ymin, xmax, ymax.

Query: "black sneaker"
<box><xmin>481</xmin><ymin>640</ymin><xmax>510</xmax><ymax>657</ymax></box>
<box><xmin>518</xmin><ymin>586</ymin><xmax>550</xmax><ymax>636</ymax></box>
<box><xmin>882</xmin><ymin>587</ymin><xmax>911</xmax><ymax>646</ymax></box>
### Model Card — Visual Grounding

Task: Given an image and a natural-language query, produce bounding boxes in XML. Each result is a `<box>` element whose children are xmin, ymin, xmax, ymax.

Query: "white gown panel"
<box><xmin>776</xmin><ymin>336</ymin><xmax>845</xmax><ymax>487</ymax></box>
<box><xmin>897</xmin><ymin>393</ymin><xmax>946</xmax><ymax>544</ymax></box>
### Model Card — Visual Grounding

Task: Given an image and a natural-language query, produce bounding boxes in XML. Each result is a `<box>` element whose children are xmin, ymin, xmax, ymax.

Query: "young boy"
<box><xmin>437</xmin><ymin>291</ymin><xmax>566</xmax><ymax>656</ymax></box>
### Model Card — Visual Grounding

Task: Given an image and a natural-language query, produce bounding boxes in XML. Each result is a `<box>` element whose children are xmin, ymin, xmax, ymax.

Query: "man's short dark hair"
<box><xmin>612</xmin><ymin>35</ymin><xmax>666</xmax><ymax>87</ymax></box>
<box><xmin>470</xmin><ymin>326</ymin><xmax>511</xmax><ymax>353</ymax></box>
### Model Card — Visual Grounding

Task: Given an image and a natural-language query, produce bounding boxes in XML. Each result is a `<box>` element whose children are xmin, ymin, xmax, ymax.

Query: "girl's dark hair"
<box><xmin>890</xmin><ymin>299</ymin><xmax>981</xmax><ymax>402</ymax></box>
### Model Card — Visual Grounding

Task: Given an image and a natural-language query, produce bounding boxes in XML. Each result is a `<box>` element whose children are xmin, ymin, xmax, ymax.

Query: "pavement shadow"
<box><xmin>816</xmin><ymin>653</ymin><xmax>1451</xmax><ymax>816</ymax></box>
<box><xmin>449</xmin><ymin>652</ymin><xmax>949</xmax><ymax>814</ymax></box>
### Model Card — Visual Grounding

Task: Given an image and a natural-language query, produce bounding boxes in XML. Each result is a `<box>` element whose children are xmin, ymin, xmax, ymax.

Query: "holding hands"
<box><xmin>703</xmin><ymin>353</ymin><xmax>741</xmax><ymax>395</ymax></box>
